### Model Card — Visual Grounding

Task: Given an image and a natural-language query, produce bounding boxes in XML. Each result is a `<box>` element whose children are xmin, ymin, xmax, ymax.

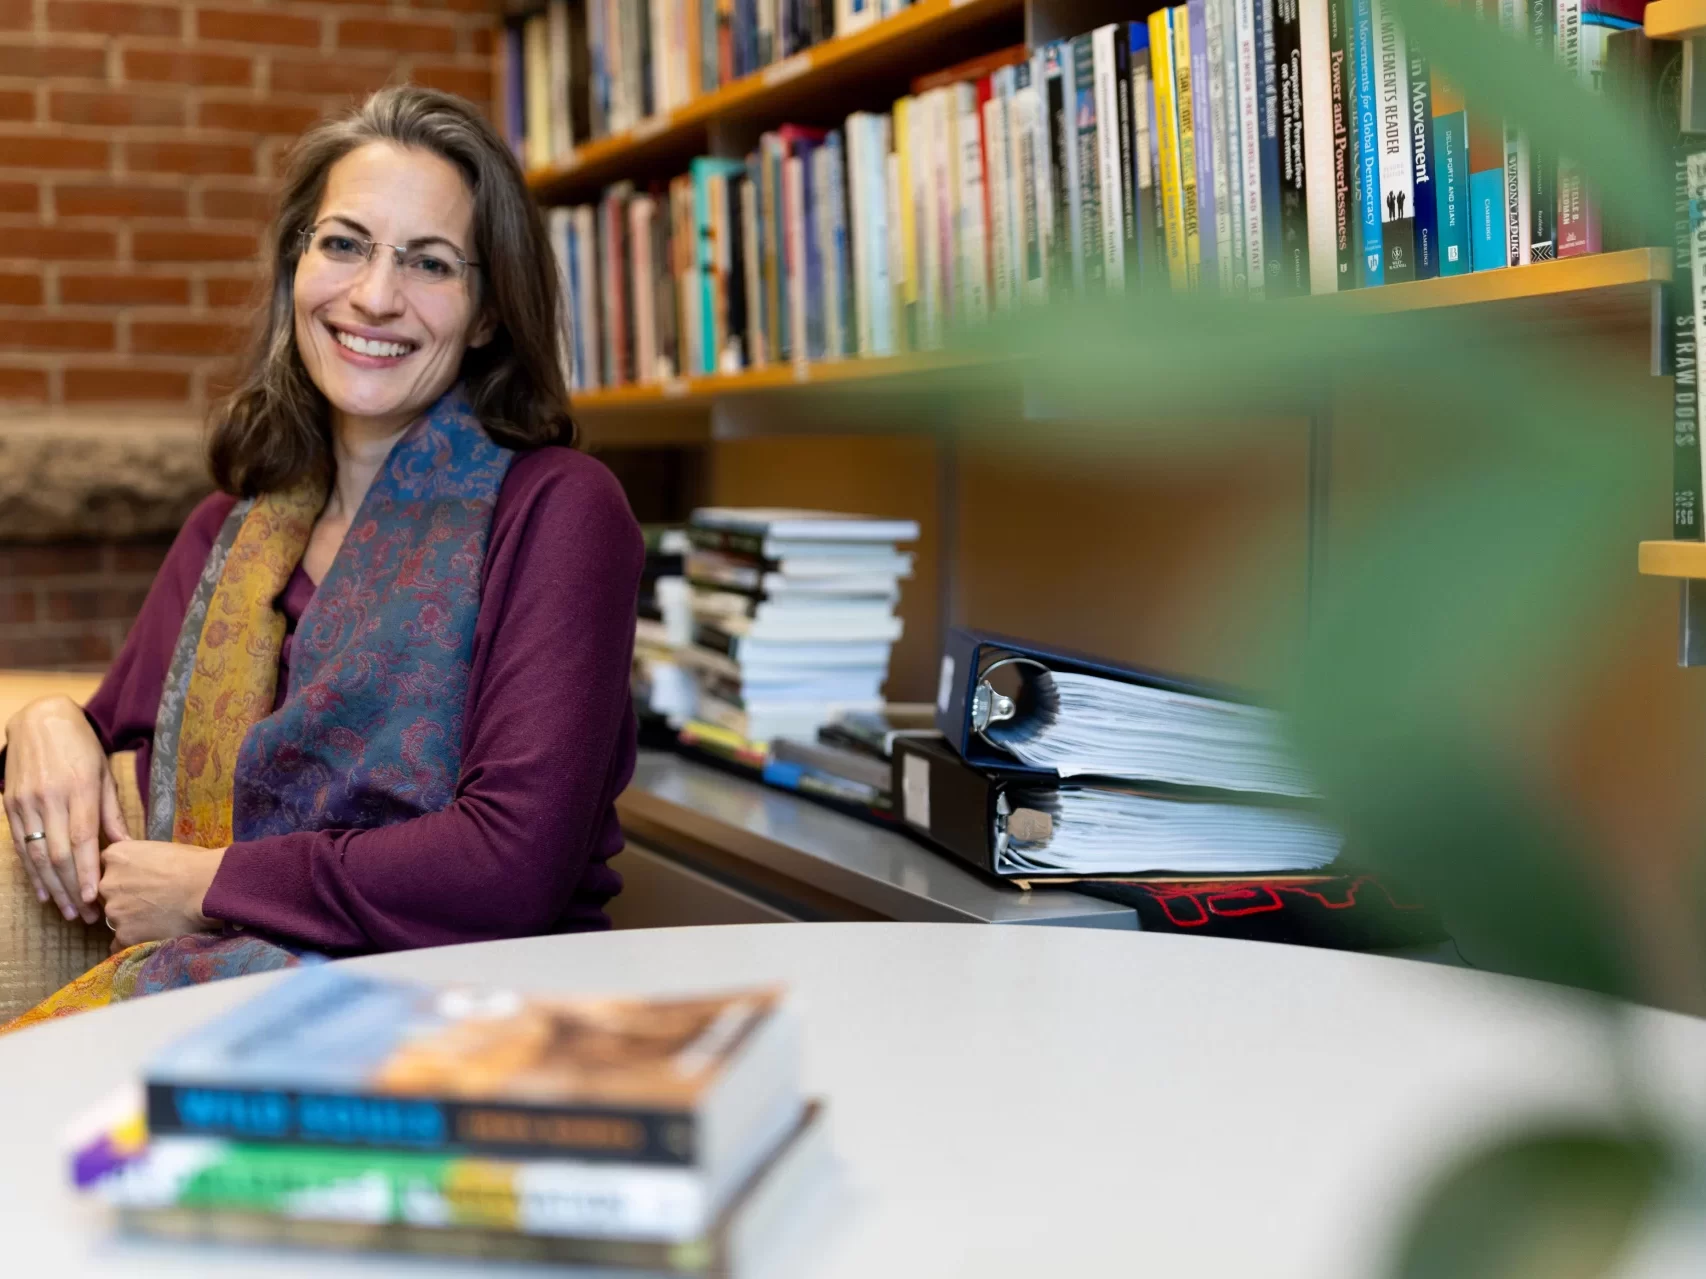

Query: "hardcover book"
<box><xmin>144</xmin><ymin>968</ymin><xmax>802</xmax><ymax>1198</ymax></box>
<box><xmin>80</xmin><ymin>1101</ymin><xmax>831</xmax><ymax>1272</ymax></box>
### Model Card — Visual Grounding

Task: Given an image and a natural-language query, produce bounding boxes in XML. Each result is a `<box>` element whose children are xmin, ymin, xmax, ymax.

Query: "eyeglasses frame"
<box><xmin>296</xmin><ymin>224</ymin><xmax>481</xmax><ymax>283</ymax></box>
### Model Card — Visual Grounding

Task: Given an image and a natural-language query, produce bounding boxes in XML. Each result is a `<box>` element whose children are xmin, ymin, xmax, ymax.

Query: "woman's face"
<box><xmin>293</xmin><ymin>141</ymin><xmax>491</xmax><ymax>437</ymax></box>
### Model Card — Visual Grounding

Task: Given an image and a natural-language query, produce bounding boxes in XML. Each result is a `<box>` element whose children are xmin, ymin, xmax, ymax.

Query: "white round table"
<box><xmin>2</xmin><ymin>923</ymin><xmax>1702</xmax><ymax>1278</ymax></box>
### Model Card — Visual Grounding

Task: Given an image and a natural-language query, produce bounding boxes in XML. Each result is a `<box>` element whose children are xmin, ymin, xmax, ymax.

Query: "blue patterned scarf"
<box><xmin>4</xmin><ymin>387</ymin><xmax>513</xmax><ymax>1030</ymax></box>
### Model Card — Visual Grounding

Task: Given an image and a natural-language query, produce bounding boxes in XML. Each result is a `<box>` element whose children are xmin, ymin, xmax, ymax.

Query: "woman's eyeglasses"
<box><xmin>298</xmin><ymin>225</ymin><xmax>478</xmax><ymax>286</ymax></box>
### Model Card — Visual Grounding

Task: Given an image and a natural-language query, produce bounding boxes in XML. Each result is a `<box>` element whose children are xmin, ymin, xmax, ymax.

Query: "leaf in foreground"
<box><xmin>1391</xmin><ymin>1128</ymin><xmax>1670</xmax><ymax>1279</ymax></box>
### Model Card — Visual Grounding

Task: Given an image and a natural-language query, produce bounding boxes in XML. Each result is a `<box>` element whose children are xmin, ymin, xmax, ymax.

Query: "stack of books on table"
<box><xmin>70</xmin><ymin>967</ymin><xmax>828</xmax><ymax>1275</ymax></box>
<box><xmin>676</xmin><ymin>507</ymin><xmax>919</xmax><ymax>760</ymax></box>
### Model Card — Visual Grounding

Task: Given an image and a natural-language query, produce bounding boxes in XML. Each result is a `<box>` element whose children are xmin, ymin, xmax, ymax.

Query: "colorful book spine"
<box><xmin>1144</xmin><ymin>38</ymin><xmax>1168</xmax><ymax>288</ymax></box>
<box><xmin>1526</xmin><ymin>0</ymin><xmax>1557</xmax><ymax>260</ymax></box>
<box><xmin>1187</xmin><ymin>0</ymin><xmax>1221</xmax><ymax>286</ymax></box>
<box><xmin>1327</xmin><ymin>0</ymin><xmax>1356</xmax><ymax>288</ymax></box>
<box><xmin>1013</xmin><ymin>62</ymin><xmax>1046</xmax><ymax>302</ymax></box>
<box><xmin>1173</xmin><ymin>5</ymin><xmax>1205</xmax><ymax>287</ymax></box>
<box><xmin>825</xmin><ymin>129</ymin><xmax>851</xmax><ymax>357</ymax></box>
<box><xmin>1497</xmin><ymin>0</ymin><xmax>1532</xmax><ymax>265</ymax></box>
<box><xmin>1045</xmin><ymin>45</ymin><xmax>1074</xmax><ymax>294</ymax></box>
<box><xmin>983</xmin><ymin>78</ymin><xmax>1010</xmax><ymax>311</ymax></box>
<box><xmin>1406</xmin><ymin>39</ymin><xmax>1438</xmax><ymax>279</ymax></box>
<box><xmin>1554</xmin><ymin>0</ymin><xmax>1587</xmax><ymax>256</ymax></box>
<box><xmin>1220</xmin><ymin>0</ymin><xmax>1250</xmax><ymax>291</ymax></box>
<box><xmin>956</xmin><ymin>85</ymin><xmax>989</xmax><ymax>321</ymax></box>
<box><xmin>1233</xmin><ymin>0</ymin><xmax>1266</xmax><ymax>295</ymax></box>
<box><xmin>892</xmin><ymin>98</ymin><xmax>917</xmax><ymax>349</ymax></box>
<box><xmin>1071</xmin><ymin>33</ymin><xmax>1103</xmax><ymax>294</ymax></box>
<box><xmin>1351</xmin><ymin>0</ymin><xmax>1383</xmax><ymax>284</ymax></box>
<box><xmin>1093</xmin><ymin>25</ymin><xmax>1126</xmax><ymax>291</ymax></box>
<box><xmin>1300</xmin><ymin>0</ymin><xmax>1337</xmax><ymax>293</ymax></box>
<box><xmin>1113</xmin><ymin>28</ymin><xmax>1140</xmax><ymax>292</ymax></box>
<box><xmin>1372</xmin><ymin>0</ymin><xmax>1414</xmax><ymax>282</ymax></box>
<box><xmin>1677</xmin><ymin>147</ymin><xmax>1701</xmax><ymax>539</ymax></box>
<box><xmin>1274</xmin><ymin>0</ymin><xmax>1308</xmax><ymax>293</ymax></box>
<box><xmin>1253</xmin><ymin>0</ymin><xmax>1284</xmax><ymax>291</ymax></box>
<box><xmin>1150</xmin><ymin>9</ymin><xmax>1191</xmax><ymax>289</ymax></box>
<box><xmin>847</xmin><ymin>116</ymin><xmax>873</xmax><ymax>354</ymax></box>
<box><xmin>89</xmin><ymin>1136</ymin><xmax>716</xmax><ymax>1242</ymax></box>
<box><xmin>1203</xmin><ymin>0</ymin><xmax>1237</xmax><ymax>290</ymax></box>
<box><xmin>804</xmin><ymin>144</ymin><xmax>825</xmax><ymax>359</ymax></box>
<box><xmin>870</xmin><ymin>117</ymin><xmax>893</xmax><ymax>354</ymax></box>
<box><xmin>1431</xmin><ymin>68</ymin><xmax>1472</xmax><ymax>275</ymax></box>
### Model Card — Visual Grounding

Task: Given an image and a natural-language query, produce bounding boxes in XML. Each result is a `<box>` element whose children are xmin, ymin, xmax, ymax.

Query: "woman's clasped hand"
<box><xmin>4</xmin><ymin>697</ymin><xmax>225</xmax><ymax>949</ymax></box>
<box><xmin>2</xmin><ymin>695</ymin><xmax>127</xmax><ymax>925</ymax></box>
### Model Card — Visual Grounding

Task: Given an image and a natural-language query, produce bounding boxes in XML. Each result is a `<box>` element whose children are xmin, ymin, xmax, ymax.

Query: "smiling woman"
<box><xmin>0</xmin><ymin>88</ymin><xmax>644</xmax><ymax>1032</ymax></box>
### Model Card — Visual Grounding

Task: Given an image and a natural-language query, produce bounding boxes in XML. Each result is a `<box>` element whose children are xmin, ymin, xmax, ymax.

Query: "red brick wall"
<box><xmin>0</xmin><ymin>0</ymin><xmax>497</xmax><ymax>416</ymax></box>
<box><xmin>0</xmin><ymin>541</ymin><xmax>170</xmax><ymax>668</ymax></box>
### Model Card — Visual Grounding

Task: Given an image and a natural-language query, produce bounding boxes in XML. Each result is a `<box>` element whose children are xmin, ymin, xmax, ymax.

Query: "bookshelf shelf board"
<box><xmin>1639</xmin><ymin>541</ymin><xmax>1706</xmax><ymax>578</ymax></box>
<box><xmin>525</xmin><ymin>0</ymin><xmax>1024</xmax><ymax>205</ymax></box>
<box><xmin>570</xmin><ymin>352</ymin><xmax>986</xmax><ymax>413</ymax></box>
<box><xmin>569</xmin><ymin>253</ymin><xmax>1669</xmax><ymax>416</ymax></box>
<box><xmin>1332</xmin><ymin>248</ymin><xmax>1670</xmax><ymax>317</ymax></box>
<box><xmin>1645</xmin><ymin>0</ymin><xmax>1706</xmax><ymax>39</ymax></box>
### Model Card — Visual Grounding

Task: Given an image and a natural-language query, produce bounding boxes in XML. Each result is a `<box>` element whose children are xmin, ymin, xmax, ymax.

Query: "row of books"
<box><xmin>500</xmin><ymin>0</ymin><xmax>898</xmax><ymax>168</ymax></box>
<box><xmin>1142</xmin><ymin>0</ymin><xmax>1647</xmax><ymax>290</ymax></box>
<box><xmin>547</xmin><ymin>4</ymin><xmax>1651</xmax><ymax>388</ymax></box>
<box><xmin>72</xmin><ymin>968</ymin><xmax>824</xmax><ymax>1274</ymax></box>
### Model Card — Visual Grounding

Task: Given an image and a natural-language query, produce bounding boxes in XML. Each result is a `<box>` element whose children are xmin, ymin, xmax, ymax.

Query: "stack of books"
<box><xmin>677</xmin><ymin>507</ymin><xmax>919</xmax><ymax>757</ymax></box>
<box><xmin>548</xmin><ymin>2</ymin><xmax>1653</xmax><ymax>390</ymax></box>
<box><xmin>71</xmin><ymin>967</ymin><xmax>827</xmax><ymax>1274</ymax></box>
<box><xmin>766</xmin><ymin>704</ymin><xmax>940</xmax><ymax>814</ymax></box>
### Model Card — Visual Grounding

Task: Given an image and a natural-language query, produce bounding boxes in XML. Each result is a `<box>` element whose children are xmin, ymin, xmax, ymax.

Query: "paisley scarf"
<box><xmin>4</xmin><ymin>387</ymin><xmax>512</xmax><ymax>1032</ymax></box>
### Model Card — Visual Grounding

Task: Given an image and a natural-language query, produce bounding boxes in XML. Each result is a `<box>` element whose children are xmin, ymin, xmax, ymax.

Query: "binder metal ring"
<box><xmin>970</xmin><ymin>655</ymin><xmax>1051</xmax><ymax>745</ymax></box>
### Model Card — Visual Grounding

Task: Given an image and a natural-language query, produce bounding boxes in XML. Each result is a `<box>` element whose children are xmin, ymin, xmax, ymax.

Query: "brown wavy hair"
<box><xmin>209</xmin><ymin>85</ymin><xmax>575</xmax><ymax>497</ymax></box>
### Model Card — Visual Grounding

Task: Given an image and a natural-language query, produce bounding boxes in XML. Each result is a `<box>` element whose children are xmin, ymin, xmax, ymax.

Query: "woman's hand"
<box><xmin>3</xmin><ymin>695</ymin><xmax>128</xmax><ymax>924</ymax></box>
<box><xmin>99</xmin><ymin>841</ymin><xmax>226</xmax><ymax>950</ymax></box>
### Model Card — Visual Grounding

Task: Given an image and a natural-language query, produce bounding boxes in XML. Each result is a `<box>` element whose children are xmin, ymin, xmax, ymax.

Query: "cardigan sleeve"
<box><xmin>200</xmin><ymin>452</ymin><xmax>644</xmax><ymax>953</ymax></box>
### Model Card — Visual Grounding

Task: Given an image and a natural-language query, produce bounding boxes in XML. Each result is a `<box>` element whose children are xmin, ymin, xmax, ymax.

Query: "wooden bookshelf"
<box><xmin>1640</xmin><ymin>541</ymin><xmax>1706</xmax><ymax>578</ymax></box>
<box><xmin>527</xmin><ymin>0</ymin><xmax>1025</xmax><ymax>206</ymax></box>
<box><xmin>573</xmin><ymin>351</ymin><xmax>985</xmax><ymax>413</ymax></box>
<box><xmin>1333</xmin><ymin>247</ymin><xmax>1669</xmax><ymax>318</ymax></box>
<box><xmin>1645</xmin><ymin>0</ymin><xmax>1706</xmax><ymax>39</ymax></box>
<box><xmin>569</xmin><ymin>249</ymin><xmax>1671</xmax><ymax>415</ymax></box>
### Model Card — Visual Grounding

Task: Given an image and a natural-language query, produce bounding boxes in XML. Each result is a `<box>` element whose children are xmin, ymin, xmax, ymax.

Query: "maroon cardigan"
<box><xmin>28</xmin><ymin>447</ymin><xmax>643</xmax><ymax>954</ymax></box>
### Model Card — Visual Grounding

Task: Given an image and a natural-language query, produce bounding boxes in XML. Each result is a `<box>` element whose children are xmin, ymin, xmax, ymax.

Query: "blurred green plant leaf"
<box><xmin>1391</xmin><ymin>1128</ymin><xmax>1671</xmax><ymax>1279</ymax></box>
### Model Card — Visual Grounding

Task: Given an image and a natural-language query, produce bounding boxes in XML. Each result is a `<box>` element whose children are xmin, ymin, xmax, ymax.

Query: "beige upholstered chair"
<box><xmin>0</xmin><ymin>672</ymin><xmax>132</xmax><ymax>1021</ymax></box>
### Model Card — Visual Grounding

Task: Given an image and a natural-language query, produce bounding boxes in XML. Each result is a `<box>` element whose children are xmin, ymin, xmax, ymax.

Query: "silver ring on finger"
<box><xmin>104</xmin><ymin>916</ymin><xmax>115</xmax><ymax>932</ymax></box>
<box><xmin>23</xmin><ymin>831</ymin><xmax>45</xmax><ymax>842</ymax></box>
